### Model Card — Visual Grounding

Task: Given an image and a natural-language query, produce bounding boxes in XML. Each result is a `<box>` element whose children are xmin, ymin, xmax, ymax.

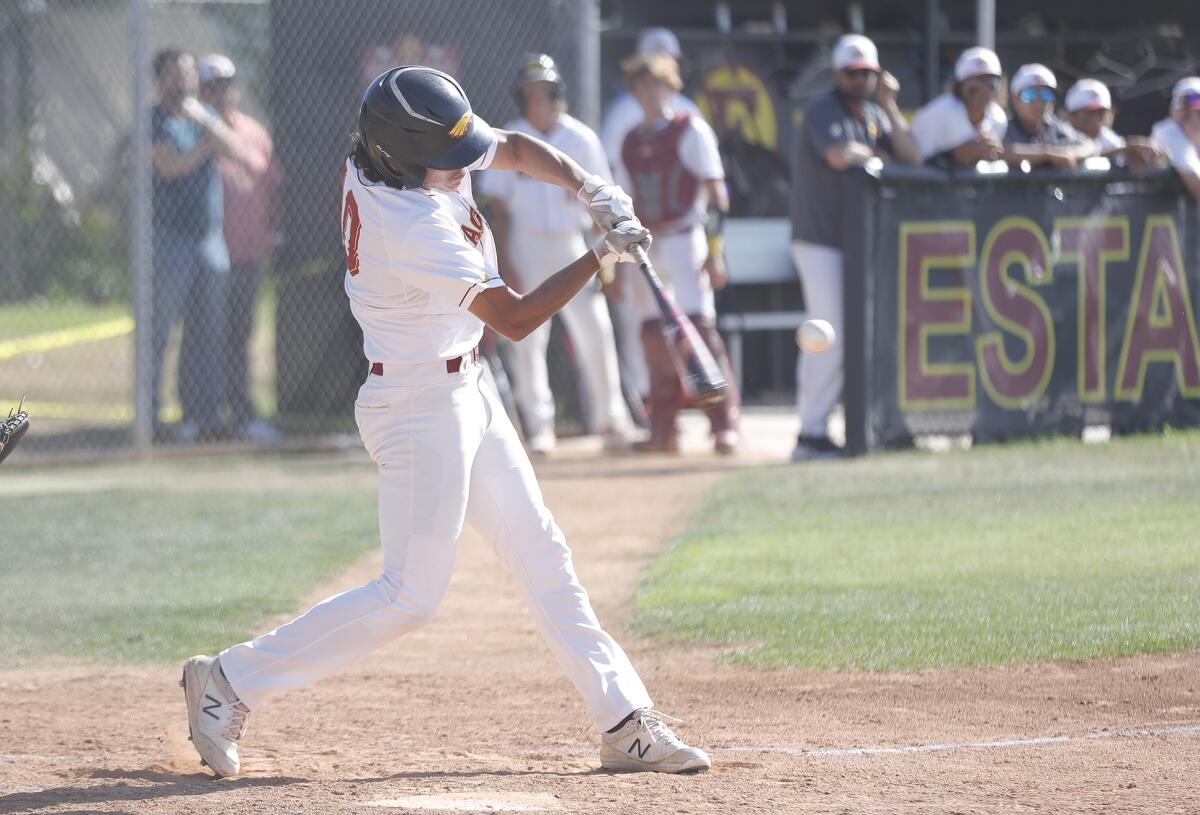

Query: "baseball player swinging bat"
<box><xmin>628</xmin><ymin>244</ymin><xmax>727</xmax><ymax>407</ymax></box>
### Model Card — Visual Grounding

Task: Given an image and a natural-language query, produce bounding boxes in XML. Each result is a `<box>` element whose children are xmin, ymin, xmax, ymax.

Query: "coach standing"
<box><xmin>789</xmin><ymin>34</ymin><xmax>920</xmax><ymax>461</ymax></box>
<box><xmin>197</xmin><ymin>54</ymin><xmax>284</xmax><ymax>443</ymax></box>
<box><xmin>478</xmin><ymin>54</ymin><xmax>637</xmax><ymax>454</ymax></box>
<box><xmin>149</xmin><ymin>49</ymin><xmax>240</xmax><ymax>443</ymax></box>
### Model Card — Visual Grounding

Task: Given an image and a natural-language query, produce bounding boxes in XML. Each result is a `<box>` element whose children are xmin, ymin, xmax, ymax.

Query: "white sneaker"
<box><xmin>180</xmin><ymin>655</ymin><xmax>251</xmax><ymax>777</ymax></box>
<box><xmin>600</xmin><ymin>709</ymin><xmax>711</xmax><ymax>774</ymax></box>
<box><xmin>527</xmin><ymin>431</ymin><xmax>556</xmax><ymax>455</ymax></box>
<box><xmin>600</xmin><ymin>426</ymin><xmax>644</xmax><ymax>453</ymax></box>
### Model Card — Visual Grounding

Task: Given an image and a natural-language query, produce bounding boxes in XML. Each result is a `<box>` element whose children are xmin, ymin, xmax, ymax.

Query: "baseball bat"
<box><xmin>628</xmin><ymin>244</ymin><xmax>728</xmax><ymax>407</ymax></box>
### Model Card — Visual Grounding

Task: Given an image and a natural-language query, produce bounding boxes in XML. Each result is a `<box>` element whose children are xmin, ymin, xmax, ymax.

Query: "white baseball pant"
<box><xmin>219</xmin><ymin>359</ymin><xmax>653</xmax><ymax>731</ymax></box>
<box><xmin>791</xmin><ymin>240</ymin><xmax>844</xmax><ymax>438</ymax></box>
<box><xmin>631</xmin><ymin>226</ymin><xmax>715</xmax><ymax>323</ymax></box>
<box><xmin>506</xmin><ymin>229</ymin><xmax>632</xmax><ymax>440</ymax></box>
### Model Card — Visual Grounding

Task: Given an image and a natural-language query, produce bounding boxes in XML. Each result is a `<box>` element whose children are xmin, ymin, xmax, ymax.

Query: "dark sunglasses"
<box><xmin>1018</xmin><ymin>87</ymin><xmax>1057</xmax><ymax>104</ymax></box>
<box><xmin>1182</xmin><ymin>92</ymin><xmax>1200</xmax><ymax>110</ymax></box>
<box><xmin>841</xmin><ymin>68</ymin><xmax>877</xmax><ymax>80</ymax></box>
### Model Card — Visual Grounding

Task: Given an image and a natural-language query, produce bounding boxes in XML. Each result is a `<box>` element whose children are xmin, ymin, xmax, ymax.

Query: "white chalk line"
<box><xmin>523</xmin><ymin>722</ymin><xmax>1200</xmax><ymax>760</ymax></box>
<box><xmin>722</xmin><ymin>721</ymin><xmax>1200</xmax><ymax>757</ymax></box>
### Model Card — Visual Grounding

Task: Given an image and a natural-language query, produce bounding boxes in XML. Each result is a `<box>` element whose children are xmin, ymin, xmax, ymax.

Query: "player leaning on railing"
<box><xmin>179</xmin><ymin>65</ymin><xmax>711</xmax><ymax>778</ymax></box>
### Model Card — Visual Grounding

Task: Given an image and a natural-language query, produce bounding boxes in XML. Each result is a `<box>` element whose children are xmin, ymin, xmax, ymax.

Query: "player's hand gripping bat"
<box><xmin>628</xmin><ymin>243</ymin><xmax>728</xmax><ymax>407</ymax></box>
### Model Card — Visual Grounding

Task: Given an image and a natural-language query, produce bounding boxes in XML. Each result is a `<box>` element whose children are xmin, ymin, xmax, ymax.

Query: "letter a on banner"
<box><xmin>1115</xmin><ymin>216</ymin><xmax>1200</xmax><ymax>400</ymax></box>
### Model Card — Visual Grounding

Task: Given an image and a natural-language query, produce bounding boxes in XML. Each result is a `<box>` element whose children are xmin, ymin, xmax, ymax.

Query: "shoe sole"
<box><xmin>599</xmin><ymin>746</ymin><xmax>711</xmax><ymax>774</ymax></box>
<box><xmin>600</xmin><ymin>756</ymin><xmax>710</xmax><ymax>774</ymax></box>
<box><xmin>180</xmin><ymin>656</ymin><xmax>234</xmax><ymax>777</ymax></box>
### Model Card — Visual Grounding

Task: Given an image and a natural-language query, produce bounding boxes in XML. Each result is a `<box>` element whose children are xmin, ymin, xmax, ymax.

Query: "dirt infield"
<box><xmin>2</xmin><ymin>441</ymin><xmax>1198</xmax><ymax>814</ymax></box>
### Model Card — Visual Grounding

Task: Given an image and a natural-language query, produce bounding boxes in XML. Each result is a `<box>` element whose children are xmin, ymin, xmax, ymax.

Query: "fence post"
<box><xmin>842</xmin><ymin>169</ymin><xmax>874</xmax><ymax>455</ymax></box>
<box><xmin>130</xmin><ymin>0</ymin><xmax>153</xmax><ymax>452</ymax></box>
<box><xmin>575</xmin><ymin>0</ymin><xmax>600</xmax><ymax>130</ymax></box>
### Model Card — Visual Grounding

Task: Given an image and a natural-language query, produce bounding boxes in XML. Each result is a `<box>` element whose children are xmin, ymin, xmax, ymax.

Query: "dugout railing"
<box><xmin>840</xmin><ymin>165</ymin><xmax>1200</xmax><ymax>455</ymax></box>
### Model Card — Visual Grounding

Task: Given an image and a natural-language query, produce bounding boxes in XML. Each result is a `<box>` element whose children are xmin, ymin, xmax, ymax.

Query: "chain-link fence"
<box><xmin>1</xmin><ymin>0</ymin><xmax>607</xmax><ymax>457</ymax></box>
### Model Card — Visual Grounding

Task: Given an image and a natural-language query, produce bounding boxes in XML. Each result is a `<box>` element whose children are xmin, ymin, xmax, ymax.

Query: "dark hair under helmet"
<box><xmin>357</xmin><ymin>66</ymin><xmax>496</xmax><ymax>188</ymax></box>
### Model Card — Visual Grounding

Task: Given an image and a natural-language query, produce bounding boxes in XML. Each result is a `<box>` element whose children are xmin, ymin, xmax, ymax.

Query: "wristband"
<box><xmin>707</xmin><ymin>234</ymin><xmax>724</xmax><ymax>258</ymax></box>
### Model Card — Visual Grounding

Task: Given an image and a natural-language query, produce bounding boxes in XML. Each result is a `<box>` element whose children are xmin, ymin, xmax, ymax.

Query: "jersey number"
<box><xmin>342</xmin><ymin>189</ymin><xmax>362</xmax><ymax>276</ymax></box>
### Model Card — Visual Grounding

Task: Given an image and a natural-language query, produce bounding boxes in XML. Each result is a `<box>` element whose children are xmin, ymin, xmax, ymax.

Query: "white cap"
<box><xmin>1010</xmin><ymin>63</ymin><xmax>1057</xmax><ymax>95</ymax></box>
<box><xmin>831</xmin><ymin>34</ymin><xmax>880</xmax><ymax>72</ymax></box>
<box><xmin>1171</xmin><ymin>76</ymin><xmax>1200</xmax><ymax>110</ymax></box>
<box><xmin>1065</xmin><ymin>79</ymin><xmax>1112</xmax><ymax>112</ymax></box>
<box><xmin>197</xmin><ymin>53</ymin><xmax>236</xmax><ymax>84</ymax></box>
<box><xmin>954</xmin><ymin>47</ymin><xmax>1002</xmax><ymax>82</ymax></box>
<box><xmin>637</xmin><ymin>27</ymin><xmax>682</xmax><ymax>58</ymax></box>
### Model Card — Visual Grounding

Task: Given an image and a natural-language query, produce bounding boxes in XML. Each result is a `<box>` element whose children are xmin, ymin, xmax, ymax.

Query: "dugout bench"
<box><xmin>720</xmin><ymin>217</ymin><xmax>805</xmax><ymax>391</ymax></box>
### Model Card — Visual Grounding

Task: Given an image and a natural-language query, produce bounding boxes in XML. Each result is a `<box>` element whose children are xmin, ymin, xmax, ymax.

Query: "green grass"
<box><xmin>0</xmin><ymin>300</ymin><xmax>131</xmax><ymax>341</ymax></box>
<box><xmin>0</xmin><ymin>455</ymin><xmax>378</xmax><ymax>665</ymax></box>
<box><xmin>632</xmin><ymin>431</ymin><xmax>1200</xmax><ymax>671</ymax></box>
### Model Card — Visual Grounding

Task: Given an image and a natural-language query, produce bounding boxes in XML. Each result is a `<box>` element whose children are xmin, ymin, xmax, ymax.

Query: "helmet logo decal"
<box><xmin>387</xmin><ymin>67</ymin><xmax>442</xmax><ymax>125</ymax></box>
<box><xmin>448</xmin><ymin>111</ymin><xmax>471</xmax><ymax>138</ymax></box>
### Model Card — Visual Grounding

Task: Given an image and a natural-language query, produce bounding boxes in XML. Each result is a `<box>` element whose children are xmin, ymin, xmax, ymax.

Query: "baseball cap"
<box><xmin>831</xmin><ymin>34</ymin><xmax>880</xmax><ymax>72</ymax></box>
<box><xmin>1171</xmin><ymin>76</ymin><xmax>1200</xmax><ymax>110</ymax></box>
<box><xmin>1010</xmin><ymin>63</ymin><xmax>1057</xmax><ymax>95</ymax></box>
<box><xmin>197</xmin><ymin>53</ymin><xmax>236</xmax><ymax>84</ymax></box>
<box><xmin>1065</xmin><ymin>79</ymin><xmax>1112</xmax><ymax>112</ymax></box>
<box><xmin>954</xmin><ymin>47</ymin><xmax>1002</xmax><ymax>82</ymax></box>
<box><xmin>637</xmin><ymin>27</ymin><xmax>682</xmax><ymax>59</ymax></box>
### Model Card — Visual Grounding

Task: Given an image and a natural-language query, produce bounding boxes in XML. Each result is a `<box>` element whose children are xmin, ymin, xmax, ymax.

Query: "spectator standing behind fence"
<box><xmin>478</xmin><ymin>54</ymin><xmax>638</xmax><ymax>454</ymax></box>
<box><xmin>911</xmin><ymin>47</ymin><xmax>1007</xmax><ymax>168</ymax></box>
<box><xmin>196</xmin><ymin>54</ymin><xmax>284</xmax><ymax>444</ymax></box>
<box><xmin>601</xmin><ymin>27</ymin><xmax>702</xmax><ymax>410</ymax></box>
<box><xmin>1150</xmin><ymin>77</ymin><xmax>1200</xmax><ymax>202</ymax></box>
<box><xmin>615</xmin><ymin>54</ymin><xmax>741</xmax><ymax>455</ymax></box>
<box><xmin>149</xmin><ymin>49</ymin><xmax>241</xmax><ymax>442</ymax></box>
<box><xmin>1001</xmin><ymin>64</ymin><xmax>1096</xmax><ymax>170</ymax></box>
<box><xmin>788</xmin><ymin>35</ymin><xmax>920</xmax><ymax>462</ymax></box>
<box><xmin>1064</xmin><ymin>79</ymin><xmax>1165</xmax><ymax>173</ymax></box>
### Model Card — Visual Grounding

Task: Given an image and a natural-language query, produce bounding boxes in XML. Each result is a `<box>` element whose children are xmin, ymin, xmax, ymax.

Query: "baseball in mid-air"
<box><xmin>796</xmin><ymin>319</ymin><xmax>835</xmax><ymax>354</ymax></box>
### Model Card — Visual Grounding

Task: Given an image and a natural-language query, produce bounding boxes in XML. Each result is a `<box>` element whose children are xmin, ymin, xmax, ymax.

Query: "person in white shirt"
<box><xmin>1064</xmin><ymin>78</ymin><xmax>1164</xmax><ymax>171</ymax></box>
<box><xmin>910</xmin><ymin>46</ymin><xmax>1007</xmax><ymax>167</ymax></box>
<box><xmin>1001</xmin><ymin>63</ymin><xmax>1096</xmax><ymax>170</ymax></box>
<box><xmin>478</xmin><ymin>54</ymin><xmax>637</xmax><ymax>454</ymax></box>
<box><xmin>1150</xmin><ymin>77</ymin><xmax>1200</xmax><ymax>202</ymax></box>
<box><xmin>600</xmin><ymin>27</ymin><xmax>702</xmax><ymax>407</ymax></box>
<box><xmin>613</xmin><ymin>53</ymin><xmax>741</xmax><ymax>455</ymax></box>
<box><xmin>179</xmin><ymin>65</ymin><xmax>710</xmax><ymax>779</ymax></box>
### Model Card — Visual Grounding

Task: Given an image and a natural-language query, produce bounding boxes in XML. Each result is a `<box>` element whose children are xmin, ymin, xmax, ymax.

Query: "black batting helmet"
<box><xmin>513</xmin><ymin>53</ymin><xmax>565</xmax><ymax>105</ymax></box>
<box><xmin>357</xmin><ymin>66</ymin><xmax>496</xmax><ymax>189</ymax></box>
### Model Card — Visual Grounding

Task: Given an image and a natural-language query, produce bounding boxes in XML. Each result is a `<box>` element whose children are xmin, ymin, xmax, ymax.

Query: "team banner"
<box><xmin>851</xmin><ymin>170</ymin><xmax>1200</xmax><ymax>449</ymax></box>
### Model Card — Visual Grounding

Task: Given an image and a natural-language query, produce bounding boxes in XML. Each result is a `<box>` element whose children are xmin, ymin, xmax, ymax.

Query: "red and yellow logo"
<box><xmin>449</xmin><ymin>111</ymin><xmax>471</xmax><ymax>139</ymax></box>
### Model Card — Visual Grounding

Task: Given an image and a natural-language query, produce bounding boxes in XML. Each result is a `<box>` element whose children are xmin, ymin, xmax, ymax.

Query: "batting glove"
<box><xmin>591</xmin><ymin>220</ymin><xmax>651</xmax><ymax>266</ymax></box>
<box><xmin>577</xmin><ymin>175</ymin><xmax>636</xmax><ymax>232</ymax></box>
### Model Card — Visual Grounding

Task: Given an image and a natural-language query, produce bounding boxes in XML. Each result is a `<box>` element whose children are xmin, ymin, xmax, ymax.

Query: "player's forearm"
<box><xmin>825</xmin><ymin>142</ymin><xmax>875</xmax><ymax>171</ymax></box>
<box><xmin>470</xmin><ymin>252</ymin><xmax>601</xmax><ymax>341</ymax></box>
<box><xmin>491</xmin><ymin>130</ymin><xmax>590</xmax><ymax>194</ymax></box>
<box><xmin>152</xmin><ymin>143</ymin><xmax>212</xmax><ymax>180</ymax></box>
<box><xmin>883</xmin><ymin>108</ymin><xmax>923</xmax><ymax>165</ymax></box>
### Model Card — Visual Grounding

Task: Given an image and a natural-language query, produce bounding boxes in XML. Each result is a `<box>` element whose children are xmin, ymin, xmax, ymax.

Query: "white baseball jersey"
<box><xmin>611</xmin><ymin>114</ymin><xmax>725</xmax><ymax>231</ymax></box>
<box><xmin>341</xmin><ymin>142</ymin><xmax>504</xmax><ymax>364</ymax></box>
<box><xmin>910</xmin><ymin>92</ymin><xmax>1008</xmax><ymax>160</ymax></box>
<box><xmin>600</xmin><ymin>90</ymin><xmax>703</xmax><ymax>170</ymax></box>
<box><xmin>477</xmin><ymin>113</ymin><xmax>609</xmax><ymax>234</ymax></box>
<box><xmin>1151</xmin><ymin>117</ymin><xmax>1200</xmax><ymax>176</ymax></box>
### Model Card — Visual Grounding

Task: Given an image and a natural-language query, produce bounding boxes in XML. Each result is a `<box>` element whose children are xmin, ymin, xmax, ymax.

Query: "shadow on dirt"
<box><xmin>0</xmin><ymin>768</ymin><xmax>306</xmax><ymax>814</ymax></box>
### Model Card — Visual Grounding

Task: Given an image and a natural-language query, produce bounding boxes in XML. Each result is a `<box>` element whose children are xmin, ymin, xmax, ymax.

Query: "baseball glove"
<box><xmin>0</xmin><ymin>397</ymin><xmax>29</xmax><ymax>464</ymax></box>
